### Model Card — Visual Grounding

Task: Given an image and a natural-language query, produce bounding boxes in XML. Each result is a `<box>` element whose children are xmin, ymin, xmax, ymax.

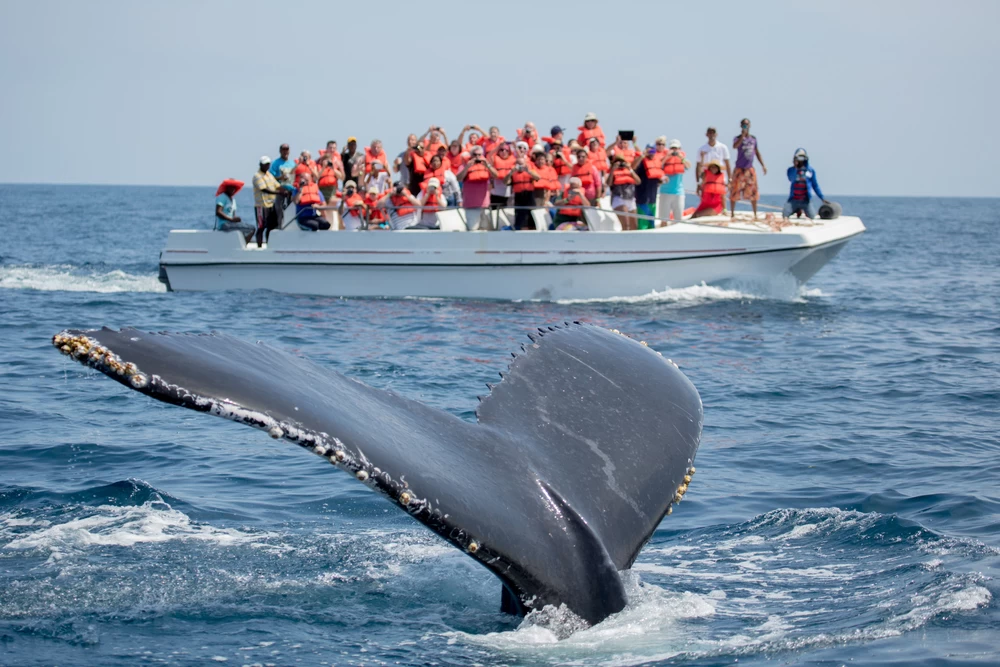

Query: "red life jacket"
<box><xmin>421</xmin><ymin>191</ymin><xmax>443</xmax><ymax>214</ymax></box>
<box><xmin>552</xmin><ymin>149</ymin><xmax>572</xmax><ymax>176</ymax></box>
<box><xmin>298</xmin><ymin>182</ymin><xmax>322</xmax><ymax>206</ymax></box>
<box><xmin>517</xmin><ymin>128</ymin><xmax>538</xmax><ymax>147</ymax></box>
<box><xmin>511</xmin><ymin>167</ymin><xmax>535</xmax><ymax>193</ymax></box>
<box><xmin>559</xmin><ymin>190</ymin><xmax>587</xmax><ymax>218</ymax></box>
<box><xmin>608</xmin><ymin>145</ymin><xmax>636</xmax><ymax>164</ymax></box>
<box><xmin>464</xmin><ymin>159</ymin><xmax>491</xmax><ymax>182</ymax></box>
<box><xmin>663</xmin><ymin>151</ymin><xmax>687</xmax><ymax>176</ymax></box>
<box><xmin>365</xmin><ymin>195</ymin><xmax>385</xmax><ymax>222</ymax></box>
<box><xmin>492</xmin><ymin>153</ymin><xmax>516</xmax><ymax>180</ymax></box>
<box><xmin>589</xmin><ymin>149</ymin><xmax>609</xmax><ymax>173</ymax></box>
<box><xmin>364</xmin><ymin>147</ymin><xmax>388</xmax><ymax>174</ymax></box>
<box><xmin>424</xmin><ymin>140</ymin><xmax>445</xmax><ymax>156</ymax></box>
<box><xmin>419</xmin><ymin>166</ymin><xmax>448</xmax><ymax>191</ymax></box>
<box><xmin>577</xmin><ymin>125</ymin><xmax>606</xmax><ymax>148</ymax></box>
<box><xmin>612</xmin><ymin>167</ymin><xmax>635</xmax><ymax>186</ymax></box>
<box><xmin>318</xmin><ymin>166</ymin><xmax>340</xmax><ymax>188</ymax></box>
<box><xmin>572</xmin><ymin>160</ymin><xmax>594</xmax><ymax>189</ymax></box>
<box><xmin>410</xmin><ymin>153</ymin><xmax>428</xmax><ymax>176</ymax></box>
<box><xmin>480</xmin><ymin>135</ymin><xmax>504</xmax><ymax>155</ymax></box>
<box><xmin>294</xmin><ymin>161</ymin><xmax>316</xmax><ymax>186</ymax></box>
<box><xmin>642</xmin><ymin>157</ymin><xmax>665</xmax><ymax>180</ymax></box>
<box><xmin>446</xmin><ymin>150</ymin><xmax>465</xmax><ymax>175</ymax></box>
<box><xmin>343</xmin><ymin>192</ymin><xmax>365</xmax><ymax>215</ymax></box>
<box><xmin>533</xmin><ymin>163</ymin><xmax>555</xmax><ymax>191</ymax></box>
<box><xmin>702</xmin><ymin>170</ymin><xmax>727</xmax><ymax>196</ymax></box>
<box><xmin>390</xmin><ymin>193</ymin><xmax>416</xmax><ymax>218</ymax></box>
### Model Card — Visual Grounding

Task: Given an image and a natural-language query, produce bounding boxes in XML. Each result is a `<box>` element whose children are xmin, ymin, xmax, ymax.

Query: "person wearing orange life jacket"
<box><xmin>487</xmin><ymin>142</ymin><xmax>517</xmax><ymax>215</ymax></box>
<box><xmin>337</xmin><ymin>180</ymin><xmax>369</xmax><ymax>231</ymax></box>
<box><xmin>419</xmin><ymin>125</ymin><xmax>448</xmax><ymax>156</ymax></box>
<box><xmin>377</xmin><ymin>181</ymin><xmax>422</xmax><ymax>230</ymax></box>
<box><xmin>364</xmin><ymin>186</ymin><xmax>388</xmax><ymax>229</ymax></box>
<box><xmin>420</xmin><ymin>155</ymin><xmax>462</xmax><ymax>208</ymax></box>
<box><xmin>294</xmin><ymin>172</ymin><xmax>331</xmax><ymax>231</ymax></box>
<box><xmin>445</xmin><ymin>140</ymin><xmax>467</xmax><ymax>176</ymax></box>
<box><xmin>318</xmin><ymin>140</ymin><xmax>343</xmax><ymax>184</ymax></box>
<box><xmin>364</xmin><ymin>140</ymin><xmax>389</xmax><ymax>177</ymax></box>
<box><xmin>549</xmin><ymin>139</ymin><xmax>574</xmax><ymax>189</ymax></box>
<box><xmin>456</xmin><ymin>145</ymin><xmax>498</xmax><ymax>230</ymax></box>
<box><xmin>658</xmin><ymin>139</ymin><xmax>691</xmax><ymax>223</ymax></box>
<box><xmin>516</xmin><ymin>121</ymin><xmax>539</xmax><ymax>149</ymax></box>
<box><xmin>630</xmin><ymin>144</ymin><xmax>666</xmax><ymax>229</ymax></box>
<box><xmin>317</xmin><ymin>158</ymin><xmax>344</xmax><ymax>203</ymax></box>
<box><xmin>478</xmin><ymin>125</ymin><xmax>505</xmax><ymax>155</ymax></box>
<box><xmin>606</xmin><ymin>133</ymin><xmax>638</xmax><ymax>164</ymax></box>
<box><xmin>577</xmin><ymin>112</ymin><xmax>606</xmax><ymax>149</ymax></box>
<box><xmin>692</xmin><ymin>160</ymin><xmax>727</xmax><ymax>218</ymax></box>
<box><xmin>553</xmin><ymin>177</ymin><xmax>590</xmax><ymax>230</ymax></box>
<box><xmin>605</xmin><ymin>155</ymin><xmax>642</xmax><ymax>231</ymax></box>
<box><xmin>587</xmin><ymin>136</ymin><xmax>609</xmax><ymax>175</ymax></box>
<box><xmin>405</xmin><ymin>142</ymin><xmax>429</xmax><ymax>195</ymax></box>
<box><xmin>293</xmin><ymin>150</ymin><xmax>319</xmax><ymax>187</ymax></box>
<box><xmin>530</xmin><ymin>148</ymin><xmax>558</xmax><ymax>209</ymax></box>
<box><xmin>505</xmin><ymin>155</ymin><xmax>541</xmax><ymax>230</ymax></box>
<box><xmin>416</xmin><ymin>177</ymin><xmax>446</xmax><ymax>229</ymax></box>
<box><xmin>571</xmin><ymin>147</ymin><xmax>603</xmax><ymax>203</ymax></box>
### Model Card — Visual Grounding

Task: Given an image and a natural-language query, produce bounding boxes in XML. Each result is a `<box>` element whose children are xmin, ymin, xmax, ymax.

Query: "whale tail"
<box><xmin>52</xmin><ymin>322</ymin><xmax>701</xmax><ymax>625</ymax></box>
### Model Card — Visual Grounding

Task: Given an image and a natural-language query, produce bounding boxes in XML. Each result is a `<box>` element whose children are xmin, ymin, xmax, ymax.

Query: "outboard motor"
<box><xmin>818</xmin><ymin>201</ymin><xmax>842</xmax><ymax>220</ymax></box>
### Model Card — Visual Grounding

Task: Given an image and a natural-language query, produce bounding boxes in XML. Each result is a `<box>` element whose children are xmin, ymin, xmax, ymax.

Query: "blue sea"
<box><xmin>1</xmin><ymin>185</ymin><xmax>998</xmax><ymax>666</ymax></box>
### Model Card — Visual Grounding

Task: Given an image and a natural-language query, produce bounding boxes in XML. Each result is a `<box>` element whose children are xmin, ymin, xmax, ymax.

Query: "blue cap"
<box><xmin>550</xmin><ymin>125</ymin><xmax>564</xmax><ymax>135</ymax></box>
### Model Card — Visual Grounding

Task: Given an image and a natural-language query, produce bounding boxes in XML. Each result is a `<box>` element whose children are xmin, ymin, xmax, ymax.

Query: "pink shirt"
<box><xmin>462</xmin><ymin>179</ymin><xmax>490</xmax><ymax>208</ymax></box>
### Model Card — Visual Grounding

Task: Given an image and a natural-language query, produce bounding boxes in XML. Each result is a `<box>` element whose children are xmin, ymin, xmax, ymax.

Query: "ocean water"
<box><xmin>1</xmin><ymin>185</ymin><xmax>998</xmax><ymax>666</ymax></box>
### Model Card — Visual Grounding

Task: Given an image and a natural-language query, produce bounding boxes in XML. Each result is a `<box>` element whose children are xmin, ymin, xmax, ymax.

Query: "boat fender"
<box><xmin>818</xmin><ymin>201</ymin><xmax>842</xmax><ymax>220</ymax></box>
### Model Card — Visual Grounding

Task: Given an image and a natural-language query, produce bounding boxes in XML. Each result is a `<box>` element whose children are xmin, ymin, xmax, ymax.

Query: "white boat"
<box><xmin>159</xmin><ymin>205</ymin><xmax>864</xmax><ymax>301</ymax></box>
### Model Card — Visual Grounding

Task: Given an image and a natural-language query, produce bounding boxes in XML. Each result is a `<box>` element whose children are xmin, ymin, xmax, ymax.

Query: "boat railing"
<box><xmin>286</xmin><ymin>202</ymin><xmax>787</xmax><ymax>233</ymax></box>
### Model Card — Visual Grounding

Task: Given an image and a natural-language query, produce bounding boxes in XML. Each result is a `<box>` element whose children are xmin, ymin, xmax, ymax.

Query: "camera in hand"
<box><xmin>619</xmin><ymin>130</ymin><xmax>634</xmax><ymax>141</ymax></box>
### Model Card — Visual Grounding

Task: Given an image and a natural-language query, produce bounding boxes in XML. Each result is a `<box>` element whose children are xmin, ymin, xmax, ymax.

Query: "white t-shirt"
<box><xmin>698</xmin><ymin>142</ymin><xmax>731</xmax><ymax>181</ymax></box>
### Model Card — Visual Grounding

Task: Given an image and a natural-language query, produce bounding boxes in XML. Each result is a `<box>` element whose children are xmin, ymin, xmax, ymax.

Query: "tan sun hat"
<box><xmin>583</xmin><ymin>112</ymin><xmax>598</xmax><ymax>122</ymax></box>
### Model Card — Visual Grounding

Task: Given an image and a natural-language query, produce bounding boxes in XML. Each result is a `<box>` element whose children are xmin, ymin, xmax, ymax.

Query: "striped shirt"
<box><xmin>252</xmin><ymin>170</ymin><xmax>280</xmax><ymax>207</ymax></box>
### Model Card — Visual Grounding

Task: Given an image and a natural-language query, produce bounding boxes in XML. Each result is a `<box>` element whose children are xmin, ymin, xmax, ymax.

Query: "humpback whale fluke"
<box><xmin>52</xmin><ymin>323</ymin><xmax>702</xmax><ymax>625</ymax></box>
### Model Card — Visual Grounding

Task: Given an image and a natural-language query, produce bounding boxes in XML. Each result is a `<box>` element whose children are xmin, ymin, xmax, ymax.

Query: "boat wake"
<box><xmin>0</xmin><ymin>264</ymin><xmax>166</xmax><ymax>293</ymax></box>
<box><xmin>555</xmin><ymin>280</ymin><xmax>825</xmax><ymax>306</ymax></box>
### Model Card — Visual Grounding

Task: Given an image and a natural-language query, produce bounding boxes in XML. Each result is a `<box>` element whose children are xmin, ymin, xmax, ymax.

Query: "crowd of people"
<box><xmin>213</xmin><ymin>113</ymin><xmax>827</xmax><ymax>241</ymax></box>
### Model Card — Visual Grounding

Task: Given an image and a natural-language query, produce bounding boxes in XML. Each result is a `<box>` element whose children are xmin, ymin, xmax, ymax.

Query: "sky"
<box><xmin>1</xmin><ymin>0</ymin><xmax>997</xmax><ymax>197</ymax></box>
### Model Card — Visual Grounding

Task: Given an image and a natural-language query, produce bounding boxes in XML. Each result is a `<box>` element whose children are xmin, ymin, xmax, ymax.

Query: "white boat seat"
<box><xmin>531</xmin><ymin>209</ymin><xmax>552</xmax><ymax>232</ymax></box>
<box><xmin>436</xmin><ymin>210</ymin><xmax>467</xmax><ymax>232</ymax></box>
<box><xmin>584</xmin><ymin>208</ymin><xmax>622</xmax><ymax>231</ymax></box>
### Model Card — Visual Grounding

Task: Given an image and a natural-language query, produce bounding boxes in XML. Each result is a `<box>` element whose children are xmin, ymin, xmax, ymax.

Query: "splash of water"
<box><xmin>0</xmin><ymin>264</ymin><xmax>166</xmax><ymax>293</ymax></box>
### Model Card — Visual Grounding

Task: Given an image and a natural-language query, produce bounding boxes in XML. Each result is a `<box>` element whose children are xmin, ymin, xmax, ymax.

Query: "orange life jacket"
<box><xmin>421</xmin><ymin>191</ymin><xmax>443</xmax><ymax>214</ymax></box>
<box><xmin>424</xmin><ymin>140</ymin><xmax>445</xmax><ymax>156</ymax></box>
<box><xmin>480</xmin><ymin>136</ymin><xmax>504</xmax><ymax>155</ymax></box>
<box><xmin>608</xmin><ymin>146</ymin><xmax>636</xmax><ymax>164</ymax></box>
<box><xmin>589</xmin><ymin>149</ymin><xmax>609</xmax><ymax>173</ymax></box>
<box><xmin>410</xmin><ymin>152</ymin><xmax>428</xmax><ymax>175</ymax></box>
<box><xmin>419</xmin><ymin>166</ymin><xmax>448</xmax><ymax>191</ymax></box>
<box><xmin>364</xmin><ymin>147</ymin><xmax>388</xmax><ymax>174</ymax></box>
<box><xmin>446</xmin><ymin>151</ymin><xmax>465</xmax><ymax>175</ymax></box>
<box><xmin>365</xmin><ymin>195</ymin><xmax>385</xmax><ymax>222</ymax></box>
<box><xmin>318</xmin><ymin>166</ymin><xmax>340</xmax><ymax>188</ymax></box>
<box><xmin>577</xmin><ymin>125</ymin><xmax>606</xmax><ymax>148</ymax></box>
<box><xmin>663</xmin><ymin>151</ymin><xmax>687</xmax><ymax>176</ymax></box>
<box><xmin>552</xmin><ymin>149</ymin><xmax>572</xmax><ymax>176</ymax></box>
<box><xmin>533</xmin><ymin>163</ymin><xmax>555</xmax><ymax>191</ymax></box>
<box><xmin>642</xmin><ymin>157</ymin><xmax>665</xmax><ymax>180</ymax></box>
<box><xmin>517</xmin><ymin>128</ymin><xmax>538</xmax><ymax>146</ymax></box>
<box><xmin>559</xmin><ymin>190</ymin><xmax>587</xmax><ymax>218</ymax></box>
<box><xmin>294</xmin><ymin>161</ymin><xmax>316</xmax><ymax>186</ymax></box>
<box><xmin>511</xmin><ymin>166</ymin><xmax>535</xmax><ymax>194</ymax></box>
<box><xmin>298</xmin><ymin>182</ymin><xmax>322</xmax><ymax>206</ymax></box>
<box><xmin>492</xmin><ymin>153</ymin><xmax>516</xmax><ymax>180</ymax></box>
<box><xmin>571</xmin><ymin>160</ymin><xmax>595</xmax><ymax>189</ymax></box>
<box><xmin>702</xmin><ymin>170</ymin><xmax>727</xmax><ymax>196</ymax></box>
<box><xmin>464</xmin><ymin>159</ymin><xmax>491</xmax><ymax>182</ymax></box>
<box><xmin>612</xmin><ymin>167</ymin><xmax>635</xmax><ymax>186</ymax></box>
<box><xmin>390</xmin><ymin>193</ymin><xmax>416</xmax><ymax>218</ymax></box>
<box><xmin>342</xmin><ymin>192</ymin><xmax>365</xmax><ymax>215</ymax></box>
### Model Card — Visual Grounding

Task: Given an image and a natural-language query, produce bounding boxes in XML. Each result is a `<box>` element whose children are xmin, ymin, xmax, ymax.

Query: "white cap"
<box><xmin>531</xmin><ymin>144</ymin><xmax>545</xmax><ymax>154</ymax></box>
<box><xmin>260</xmin><ymin>155</ymin><xmax>272</xmax><ymax>164</ymax></box>
<box><xmin>669</xmin><ymin>139</ymin><xmax>681</xmax><ymax>149</ymax></box>
<box><xmin>427</xmin><ymin>177</ymin><xmax>440</xmax><ymax>188</ymax></box>
<box><xmin>584</xmin><ymin>112</ymin><xmax>598</xmax><ymax>122</ymax></box>
<box><xmin>515</xmin><ymin>141</ymin><xmax>529</xmax><ymax>150</ymax></box>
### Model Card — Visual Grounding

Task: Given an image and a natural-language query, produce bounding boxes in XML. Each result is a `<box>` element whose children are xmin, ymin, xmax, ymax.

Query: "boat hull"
<box><xmin>160</xmin><ymin>217</ymin><xmax>864</xmax><ymax>301</ymax></box>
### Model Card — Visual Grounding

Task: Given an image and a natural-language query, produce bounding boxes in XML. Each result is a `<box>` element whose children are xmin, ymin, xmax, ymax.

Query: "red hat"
<box><xmin>216</xmin><ymin>178</ymin><xmax>244</xmax><ymax>196</ymax></box>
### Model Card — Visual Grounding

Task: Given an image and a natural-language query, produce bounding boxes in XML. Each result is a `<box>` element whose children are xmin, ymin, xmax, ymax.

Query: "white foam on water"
<box><xmin>555</xmin><ymin>280</ymin><xmax>825</xmax><ymax>306</ymax></box>
<box><xmin>2</xmin><ymin>499</ymin><xmax>263</xmax><ymax>553</ymax></box>
<box><xmin>0</xmin><ymin>264</ymin><xmax>166</xmax><ymax>293</ymax></box>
